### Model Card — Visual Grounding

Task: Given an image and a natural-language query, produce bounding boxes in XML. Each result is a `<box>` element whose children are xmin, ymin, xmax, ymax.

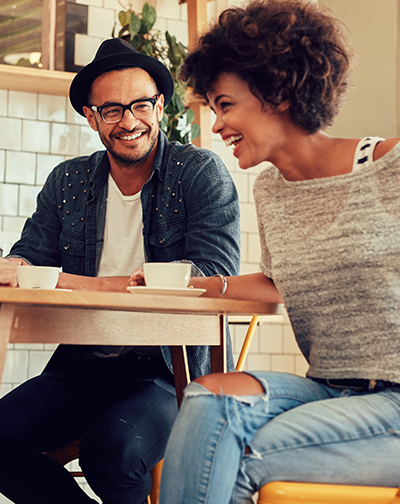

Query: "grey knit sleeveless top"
<box><xmin>254</xmin><ymin>140</ymin><xmax>400</xmax><ymax>382</ymax></box>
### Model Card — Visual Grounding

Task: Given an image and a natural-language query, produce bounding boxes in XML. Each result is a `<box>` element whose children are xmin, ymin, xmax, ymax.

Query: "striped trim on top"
<box><xmin>352</xmin><ymin>136</ymin><xmax>385</xmax><ymax>172</ymax></box>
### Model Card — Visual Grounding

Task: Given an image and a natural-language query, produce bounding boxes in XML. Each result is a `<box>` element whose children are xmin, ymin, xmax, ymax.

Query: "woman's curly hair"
<box><xmin>180</xmin><ymin>0</ymin><xmax>353</xmax><ymax>134</ymax></box>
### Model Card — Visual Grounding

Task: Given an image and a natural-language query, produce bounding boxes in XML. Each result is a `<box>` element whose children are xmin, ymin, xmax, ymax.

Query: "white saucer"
<box><xmin>127</xmin><ymin>286</ymin><xmax>206</xmax><ymax>297</ymax></box>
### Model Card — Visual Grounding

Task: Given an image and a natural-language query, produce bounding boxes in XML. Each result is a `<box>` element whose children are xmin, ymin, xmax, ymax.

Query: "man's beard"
<box><xmin>100</xmin><ymin>126</ymin><xmax>159</xmax><ymax>168</ymax></box>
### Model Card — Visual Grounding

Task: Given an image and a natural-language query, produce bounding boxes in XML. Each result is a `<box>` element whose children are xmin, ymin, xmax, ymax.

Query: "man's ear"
<box><xmin>83</xmin><ymin>106</ymin><xmax>99</xmax><ymax>132</ymax></box>
<box><xmin>156</xmin><ymin>94</ymin><xmax>165</xmax><ymax>122</ymax></box>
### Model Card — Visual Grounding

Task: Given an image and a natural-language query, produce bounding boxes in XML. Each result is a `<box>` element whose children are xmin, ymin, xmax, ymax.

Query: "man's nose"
<box><xmin>118</xmin><ymin>108</ymin><xmax>139</xmax><ymax>129</ymax></box>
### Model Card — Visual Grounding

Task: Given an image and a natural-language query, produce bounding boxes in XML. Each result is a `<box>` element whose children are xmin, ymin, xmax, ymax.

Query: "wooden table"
<box><xmin>0</xmin><ymin>287</ymin><xmax>280</xmax><ymax>404</ymax></box>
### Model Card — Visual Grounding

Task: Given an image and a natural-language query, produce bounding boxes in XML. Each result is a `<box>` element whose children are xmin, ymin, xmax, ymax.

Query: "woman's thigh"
<box><xmin>233</xmin><ymin>389</ymin><xmax>400</xmax><ymax>503</ymax></box>
<box><xmin>159</xmin><ymin>372</ymin><xmax>336</xmax><ymax>504</ymax></box>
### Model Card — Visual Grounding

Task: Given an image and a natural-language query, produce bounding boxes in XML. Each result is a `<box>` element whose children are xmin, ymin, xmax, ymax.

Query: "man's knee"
<box><xmin>79</xmin><ymin>433</ymin><xmax>153</xmax><ymax>503</ymax></box>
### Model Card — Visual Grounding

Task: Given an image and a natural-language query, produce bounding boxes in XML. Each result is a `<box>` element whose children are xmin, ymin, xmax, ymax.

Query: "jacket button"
<box><xmin>160</xmin><ymin>237</ymin><xmax>166</xmax><ymax>244</ymax></box>
<box><xmin>64</xmin><ymin>244</ymin><xmax>70</xmax><ymax>250</ymax></box>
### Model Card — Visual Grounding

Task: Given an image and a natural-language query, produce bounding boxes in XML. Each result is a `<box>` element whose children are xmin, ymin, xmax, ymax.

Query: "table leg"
<box><xmin>210</xmin><ymin>314</ymin><xmax>227</xmax><ymax>374</ymax></box>
<box><xmin>0</xmin><ymin>303</ymin><xmax>16</xmax><ymax>383</ymax></box>
<box><xmin>170</xmin><ymin>345</ymin><xmax>190</xmax><ymax>407</ymax></box>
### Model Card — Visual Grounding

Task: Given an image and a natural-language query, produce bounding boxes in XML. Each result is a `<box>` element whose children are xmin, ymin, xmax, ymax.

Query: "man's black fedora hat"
<box><xmin>69</xmin><ymin>38</ymin><xmax>174</xmax><ymax>117</ymax></box>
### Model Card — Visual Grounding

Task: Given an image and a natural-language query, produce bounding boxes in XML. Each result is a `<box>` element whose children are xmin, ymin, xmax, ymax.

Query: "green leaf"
<box><xmin>141</xmin><ymin>39</ymin><xmax>155</xmax><ymax>57</ymax></box>
<box><xmin>191</xmin><ymin>123</ymin><xmax>201</xmax><ymax>141</ymax></box>
<box><xmin>140</xmin><ymin>3</ymin><xmax>157</xmax><ymax>33</ymax></box>
<box><xmin>118</xmin><ymin>11</ymin><xmax>131</xmax><ymax>27</ymax></box>
<box><xmin>129</xmin><ymin>13</ymin><xmax>142</xmax><ymax>39</ymax></box>
<box><xmin>185</xmin><ymin>109</ymin><xmax>195</xmax><ymax>124</ymax></box>
<box><xmin>172</xmin><ymin>93</ymin><xmax>185</xmax><ymax>115</ymax></box>
<box><xmin>130</xmin><ymin>35</ymin><xmax>142</xmax><ymax>51</ymax></box>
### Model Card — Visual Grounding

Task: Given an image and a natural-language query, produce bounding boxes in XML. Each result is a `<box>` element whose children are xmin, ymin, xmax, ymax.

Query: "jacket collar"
<box><xmin>88</xmin><ymin>130</ymin><xmax>169</xmax><ymax>195</ymax></box>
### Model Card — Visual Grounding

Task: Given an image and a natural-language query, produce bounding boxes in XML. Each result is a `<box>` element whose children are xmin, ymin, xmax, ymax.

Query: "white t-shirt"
<box><xmin>94</xmin><ymin>174</ymin><xmax>152</xmax><ymax>358</ymax></box>
<box><xmin>97</xmin><ymin>174</ymin><xmax>145</xmax><ymax>277</ymax></box>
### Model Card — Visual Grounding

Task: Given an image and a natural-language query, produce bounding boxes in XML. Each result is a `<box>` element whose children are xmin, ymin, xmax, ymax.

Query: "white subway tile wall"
<box><xmin>38</xmin><ymin>94</ymin><xmax>67</xmax><ymax>123</ymax></box>
<box><xmin>87</xmin><ymin>6</ymin><xmax>116</xmax><ymax>38</ymax></box>
<box><xmin>8</xmin><ymin>91</ymin><xmax>37</xmax><ymax>120</ymax></box>
<box><xmin>0</xmin><ymin>117</ymin><xmax>22</xmax><ymax>151</ymax></box>
<box><xmin>0</xmin><ymin>150</ymin><xmax>5</xmax><ymax>181</ymax></box>
<box><xmin>22</xmin><ymin>119</ymin><xmax>51</xmax><ymax>153</ymax></box>
<box><xmin>0</xmin><ymin>89</ymin><xmax>7</xmax><ymax>116</ymax></box>
<box><xmin>6</xmin><ymin>151</ymin><xmax>37</xmax><ymax>184</ymax></box>
<box><xmin>0</xmin><ymin>0</ymin><xmax>307</xmax><ymax>498</ymax></box>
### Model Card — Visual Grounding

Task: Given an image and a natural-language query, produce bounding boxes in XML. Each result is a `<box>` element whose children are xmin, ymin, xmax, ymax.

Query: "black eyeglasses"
<box><xmin>90</xmin><ymin>94</ymin><xmax>160</xmax><ymax>123</ymax></box>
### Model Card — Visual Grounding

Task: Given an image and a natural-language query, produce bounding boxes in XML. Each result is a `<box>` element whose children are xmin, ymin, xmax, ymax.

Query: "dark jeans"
<box><xmin>0</xmin><ymin>351</ymin><xmax>178</xmax><ymax>504</ymax></box>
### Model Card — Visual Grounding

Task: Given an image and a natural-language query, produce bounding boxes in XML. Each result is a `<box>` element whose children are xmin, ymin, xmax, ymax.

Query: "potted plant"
<box><xmin>114</xmin><ymin>2</ymin><xmax>200</xmax><ymax>144</ymax></box>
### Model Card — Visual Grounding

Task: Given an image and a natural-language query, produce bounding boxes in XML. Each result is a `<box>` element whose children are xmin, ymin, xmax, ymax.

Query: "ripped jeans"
<box><xmin>159</xmin><ymin>371</ymin><xmax>400</xmax><ymax>504</ymax></box>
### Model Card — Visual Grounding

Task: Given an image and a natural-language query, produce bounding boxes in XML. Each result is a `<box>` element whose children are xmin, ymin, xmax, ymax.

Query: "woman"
<box><xmin>130</xmin><ymin>1</ymin><xmax>400</xmax><ymax>502</ymax></box>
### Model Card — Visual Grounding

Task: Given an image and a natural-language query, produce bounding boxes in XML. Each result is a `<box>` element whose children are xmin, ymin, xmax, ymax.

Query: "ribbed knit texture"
<box><xmin>254</xmin><ymin>142</ymin><xmax>400</xmax><ymax>382</ymax></box>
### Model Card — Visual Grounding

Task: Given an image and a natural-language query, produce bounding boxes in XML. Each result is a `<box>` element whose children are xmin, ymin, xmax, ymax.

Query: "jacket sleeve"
<box><xmin>180</xmin><ymin>148</ymin><xmax>241</xmax><ymax>277</ymax></box>
<box><xmin>8</xmin><ymin>167</ymin><xmax>63</xmax><ymax>267</ymax></box>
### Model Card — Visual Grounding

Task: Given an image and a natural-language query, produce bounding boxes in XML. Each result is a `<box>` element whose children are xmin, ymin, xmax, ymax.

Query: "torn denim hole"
<box><xmin>183</xmin><ymin>381</ymin><xmax>216</xmax><ymax>398</ymax></box>
<box><xmin>244</xmin><ymin>443</ymin><xmax>263</xmax><ymax>460</ymax></box>
<box><xmin>231</xmin><ymin>393</ymin><xmax>269</xmax><ymax>406</ymax></box>
<box><xmin>184</xmin><ymin>377</ymin><xmax>270</xmax><ymax>407</ymax></box>
<box><xmin>184</xmin><ymin>381</ymin><xmax>269</xmax><ymax>404</ymax></box>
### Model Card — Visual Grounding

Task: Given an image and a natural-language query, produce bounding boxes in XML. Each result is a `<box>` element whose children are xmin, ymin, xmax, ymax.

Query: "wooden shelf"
<box><xmin>0</xmin><ymin>64</ymin><xmax>75</xmax><ymax>97</ymax></box>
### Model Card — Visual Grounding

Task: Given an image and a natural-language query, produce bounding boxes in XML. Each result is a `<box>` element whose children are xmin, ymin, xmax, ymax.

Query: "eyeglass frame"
<box><xmin>90</xmin><ymin>94</ymin><xmax>161</xmax><ymax>123</ymax></box>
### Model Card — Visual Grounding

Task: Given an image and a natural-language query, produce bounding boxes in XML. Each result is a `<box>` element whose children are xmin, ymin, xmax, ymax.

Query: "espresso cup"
<box><xmin>143</xmin><ymin>262</ymin><xmax>191</xmax><ymax>289</ymax></box>
<box><xmin>17</xmin><ymin>265</ymin><xmax>60</xmax><ymax>289</ymax></box>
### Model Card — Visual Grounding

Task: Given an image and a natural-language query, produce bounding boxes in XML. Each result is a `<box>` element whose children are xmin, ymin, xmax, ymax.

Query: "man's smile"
<box><xmin>116</xmin><ymin>131</ymin><xmax>146</xmax><ymax>141</ymax></box>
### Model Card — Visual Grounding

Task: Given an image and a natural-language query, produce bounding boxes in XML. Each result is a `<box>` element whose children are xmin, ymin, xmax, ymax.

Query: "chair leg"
<box><xmin>236</xmin><ymin>315</ymin><xmax>260</xmax><ymax>372</ymax></box>
<box><xmin>45</xmin><ymin>439</ymin><xmax>83</xmax><ymax>477</ymax></box>
<box><xmin>148</xmin><ymin>459</ymin><xmax>164</xmax><ymax>504</ymax></box>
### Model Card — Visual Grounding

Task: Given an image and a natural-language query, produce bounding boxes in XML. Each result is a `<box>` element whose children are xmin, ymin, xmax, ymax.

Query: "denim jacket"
<box><xmin>10</xmin><ymin>132</ymin><xmax>241</xmax><ymax>378</ymax></box>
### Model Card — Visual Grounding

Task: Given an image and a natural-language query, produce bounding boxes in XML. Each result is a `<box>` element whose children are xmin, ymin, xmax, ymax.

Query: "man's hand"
<box><xmin>0</xmin><ymin>258</ymin><xmax>19</xmax><ymax>287</ymax></box>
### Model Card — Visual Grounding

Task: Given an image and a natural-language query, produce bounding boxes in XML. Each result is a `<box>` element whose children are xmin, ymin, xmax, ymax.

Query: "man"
<box><xmin>0</xmin><ymin>38</ymin><xmax>240</xmax><ymax>504</ymax></box>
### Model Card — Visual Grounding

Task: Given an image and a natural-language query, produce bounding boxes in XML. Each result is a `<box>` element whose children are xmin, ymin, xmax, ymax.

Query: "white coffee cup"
<box><xmin>17</xmin><ymin>265</ymin><xmax>60</xmax><ymax>289</ymax></box>
<box><xmin>143</xmin><ymin>262</ymin><xmax>191</xmax><ymax>289</ymax></box>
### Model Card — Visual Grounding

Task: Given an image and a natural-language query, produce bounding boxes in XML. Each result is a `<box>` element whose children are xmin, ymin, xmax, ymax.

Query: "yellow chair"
<box><xmin>258</xmin><ymin>481</ymin><xmax>400</xmax><ymax>503</ymax></box>
<box><xmin>233</xmin><ymin>316</ymin><xmax>400</xmax><ymax>504</ymax></box>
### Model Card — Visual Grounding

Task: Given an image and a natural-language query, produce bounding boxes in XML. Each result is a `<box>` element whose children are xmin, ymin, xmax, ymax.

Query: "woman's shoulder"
<box><xmin>374</xmin><ymin>138</ymin><xmax>400</xmax><ymax>161</ymax></box>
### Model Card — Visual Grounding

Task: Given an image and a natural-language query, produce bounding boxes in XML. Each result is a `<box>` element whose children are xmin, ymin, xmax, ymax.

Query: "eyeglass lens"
<box><xmin>101</xmin><ymin>100</ymin><xmax>156</xmax><ymax>123</ymax></box>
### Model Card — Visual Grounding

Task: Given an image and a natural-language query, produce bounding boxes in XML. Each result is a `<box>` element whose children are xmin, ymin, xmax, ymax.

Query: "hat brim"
<box><xmin>69</xmin><ymin>51</ymin><xmax>174</xmax><ymax>116</ymax></box>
